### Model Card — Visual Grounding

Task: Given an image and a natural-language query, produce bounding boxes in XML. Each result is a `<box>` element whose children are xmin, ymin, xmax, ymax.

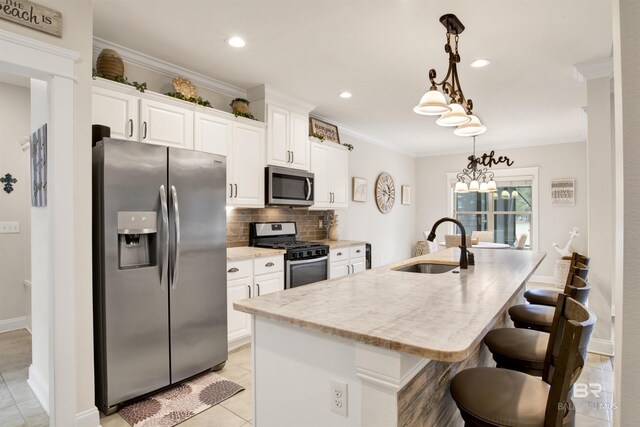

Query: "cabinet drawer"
<box><xmin>227</xmin><ymin>260</ymin><xmax>252</xmax><ymax>280</ymax></box>
<box><xmin>350</xmin><ymin>245</ymin><xmax>366</xmax><ymax>258</ymax></box>
<box><xmin>253</xmin><ymin>255</ymin><xmax>284</xmax><ymax>276</ymax></box>
<box><xmin>330</xmin><ymin>248</ymin><xmax>349</xmax><ymax>262</ymax></box>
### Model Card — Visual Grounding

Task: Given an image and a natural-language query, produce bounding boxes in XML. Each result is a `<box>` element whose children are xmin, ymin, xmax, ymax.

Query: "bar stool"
<box><xmin>450</xmin><ymin>294</ymin><xmax>596</xmax><ymax>427</ymax></box>
<box><xmin>509</xmin><ymin>274</ymin><xmax>590</xmax><ymax>332</ymax></box>
<box><xmin>524</xmin><ymin>252</ymin><xmax>590</xmax><ymax>306</ymax></box>
<box><xmin>483</xmin><ymin>276</ymin><xmax>589</xmax><ymax>377</ymax></box>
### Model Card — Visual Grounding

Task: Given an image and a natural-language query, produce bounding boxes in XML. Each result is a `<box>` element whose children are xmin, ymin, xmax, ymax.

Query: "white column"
<box><xmin>574</xmin><ymin>58</ymin><xmax>614</xmax><ymax>355</ymax></box>
<box><xmin>612</xmin><ymin>0</ymin><xmax>640</xmax><ymax>425</ymax></box>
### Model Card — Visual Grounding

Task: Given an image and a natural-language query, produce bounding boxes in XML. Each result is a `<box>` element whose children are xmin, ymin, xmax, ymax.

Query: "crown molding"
<box><xmin>0</xmin><ymin>29</ymin><xmax>80</xmax><ymax>62</ymax></box>
<box><xmin>573</xmin><ymin>57</ymin><xmax>613</xmax><ymax>82</ymax></box>
<box><xmin>309</xmin><ymin>113</ymin><xmax>417</xmax><ymax>157</ymax></box>
<box><xmin>93</xmin><ymin>37</ymin><xmax>246</xmax><ymax>98</ymax></box>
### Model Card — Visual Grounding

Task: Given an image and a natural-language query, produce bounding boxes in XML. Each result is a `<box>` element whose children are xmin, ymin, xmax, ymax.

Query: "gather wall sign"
<box><xmin>467</xmin><ymin>150</ymin><xmax>514</xmax><ymax>169</ymax></box>
<box><xmin>0</xmin><ymin>0</ymin><xmax>62</xmax><ymax>37</ymax></box>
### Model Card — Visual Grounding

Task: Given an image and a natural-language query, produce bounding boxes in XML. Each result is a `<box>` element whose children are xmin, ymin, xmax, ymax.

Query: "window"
<box><xmin>448</xmin><ymin>168</ymin><xmax>538</xmax><ymax>249</ymax></box>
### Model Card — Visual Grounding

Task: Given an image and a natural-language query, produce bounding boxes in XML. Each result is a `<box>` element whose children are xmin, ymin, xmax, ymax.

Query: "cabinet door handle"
<box><xmin>256</xmin><ymin>283</ymin><xmax>261</xmax><ymax>296</ymax></box>
<box><xmin>247</xmin><ymin>285</ymin><xmax>252</xmax><ymax>298</ymax></box>
<box><xmin>142</xmin><ymin>121</ymin><xmax>147</xmax><ymax>139</ymax></box>
<box><xmin>128</xmin><ymin>119</ymin><xmax>134</xmax><ymax>138</ymax></box>
<box><xmin>265</xmin><ymin>262</ymin><xmax>275</xmax><ymax>267</ymax></box>
<box><xmin>228</xmin><ymin>267</ymin><xmax>239</xmax><ymax>273</ymax></box>
<box><xmin>287</xmin><ymin>151</ymin><xmax>291</xmax><ymax>163</ymax></box>
<box><xmin>356</xmin><ymin>249</ymin><xmax>361</xmax><ymax>254</ymax></box>
<box><xmin>234</xmin><ymin>183</ymin><xmax>238</xmax><ymax>198</ymax></box>
<box><xmin>337</xmin><ymin>252</ymin><xmax>343</xmax><ymax>256</ymax></box>
<box><xmin>291</xmin><ymin>151</ymin><xmax>294</xmax><ymax>164</ymax></box>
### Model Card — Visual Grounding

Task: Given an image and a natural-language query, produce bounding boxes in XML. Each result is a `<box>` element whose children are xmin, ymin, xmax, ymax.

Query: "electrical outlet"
<box><xmin>330</xmin><ymin>380</ymin><xmax>348</xmax><ymax>416</ymax></box>
<box><xmin>0</xmin><ymin>222</ymin><xmax>20</xmax><ymax>234</ymax></box>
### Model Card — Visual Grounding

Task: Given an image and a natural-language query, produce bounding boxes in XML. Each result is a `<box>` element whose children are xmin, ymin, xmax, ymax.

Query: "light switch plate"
<box><xmin>0</xmin><ymin>222</ymin><xmax>20</xmax><ymax>234</ymax></box>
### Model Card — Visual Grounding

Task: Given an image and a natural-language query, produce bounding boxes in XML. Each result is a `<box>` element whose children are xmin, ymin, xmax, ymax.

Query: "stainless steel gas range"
<box><xmin>249</xmin><ymin>222</ymin><xmax>329</xmax><ymax>289</ymax></box>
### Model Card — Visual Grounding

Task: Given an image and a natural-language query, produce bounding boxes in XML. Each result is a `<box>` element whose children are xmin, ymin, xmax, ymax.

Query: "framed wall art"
<box><xmin>551</xmin><ymin>179</ymin><xmax>575</xmax><ymax>206</ymax></box>
<box><xmin>31</xmin><ymin>123</ymin><xmax>48</xmax><ymax>207</ymax></box>
<box><xmin>309</xmin><ymin>117</ymin><xmax>340</xmax><ymax>143</ymax></box>
<box><xmin>352</xmin><ymin>177</ymin><xmax>367</xmax><ymax>202</ymax></box>
<box><xmin>401</xmin><ymin>185</ymin><xmax>412</xmax><ymax>205</ymax></box>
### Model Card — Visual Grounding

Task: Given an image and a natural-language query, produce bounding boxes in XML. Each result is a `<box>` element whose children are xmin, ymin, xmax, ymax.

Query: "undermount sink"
<box><xmin>392</xmin><ymin>263</ymin><xmax>459</xmax><ymax>274</ymax></box>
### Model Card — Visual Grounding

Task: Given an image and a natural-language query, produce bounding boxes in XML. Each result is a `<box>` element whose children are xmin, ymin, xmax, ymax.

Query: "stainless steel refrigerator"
<box><xmin>92</xmin><ymin>138</ymin><xmax>227</xmax><ymax>414</ymax></box>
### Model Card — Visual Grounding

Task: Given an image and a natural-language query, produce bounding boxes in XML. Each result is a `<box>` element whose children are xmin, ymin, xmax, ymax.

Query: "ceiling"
<box><xmin>93</xmin><ymin>1</ymin><xmax>613</xmax><ymax>157</ymax></box>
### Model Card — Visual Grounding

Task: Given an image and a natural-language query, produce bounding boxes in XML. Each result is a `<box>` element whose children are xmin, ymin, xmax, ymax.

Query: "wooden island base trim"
<box><xmin>397</xmin><ymin>291</ymin><xmax>520</xmax><ymax>426</ymax></box>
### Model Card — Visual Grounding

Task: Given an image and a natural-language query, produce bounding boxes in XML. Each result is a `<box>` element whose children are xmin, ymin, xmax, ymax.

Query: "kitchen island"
<box><xmin>234</xmin><ymin>248</ymin><xmax>545</xmax><ymax>427</ymax></box>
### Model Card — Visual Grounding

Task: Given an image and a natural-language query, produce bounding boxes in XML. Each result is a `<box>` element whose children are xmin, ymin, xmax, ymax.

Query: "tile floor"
<box><xmin>0</xmin><ymin>329</ymin><xmax>48</xmax><ymax>427</ymax></box>
<box><xmin>0</xmin><ymin>329</ymin><xmax>616</xmax><ymax>427</ymax></box>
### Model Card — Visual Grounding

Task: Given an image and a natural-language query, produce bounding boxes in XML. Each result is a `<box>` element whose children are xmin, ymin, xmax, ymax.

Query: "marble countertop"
<box><xmin>227</xmin><ymin>246</ymin><xmax>286</xmax><ymax>261</ymax></box>
<box><xmin>312</xmin><ymin>239</ymin><xmax>368</xmax><ymax>249</ymax></box>
<box><xmin>234</xmin><ymin>248</ymin><xmax>545</xmax><ymax>362</ymax></box>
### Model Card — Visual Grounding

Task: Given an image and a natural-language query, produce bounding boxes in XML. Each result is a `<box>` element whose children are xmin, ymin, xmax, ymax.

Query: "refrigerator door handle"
<box><xmin>159</xmin><ymin>185</ymin><xmax>169</xmax><ymax>290</ymax></box>
<box><xmin>171</xmin><ymin>185</ymin><xmax>181</xmax><ymax>290</ymax></box>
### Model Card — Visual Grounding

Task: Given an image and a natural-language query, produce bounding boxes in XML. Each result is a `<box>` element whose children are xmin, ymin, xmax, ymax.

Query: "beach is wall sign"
<box><xmin>0</xmin><ymin>0</ymin><xmax>62</xmax><ymax>37</ymax></box>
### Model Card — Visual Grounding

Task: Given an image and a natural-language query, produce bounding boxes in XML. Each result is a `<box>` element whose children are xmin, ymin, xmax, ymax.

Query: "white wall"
<box><xmin>0</xmin><ymin>0</ymin><xmax>96</xmax><ymax>422</ymax></box>
<box><xmin>336</xmin><ymin>133</ymin><xmax>416</xmax><ymax>267</ymax></box>
<box><xmin>414</xmin><ymin>141</ymin><xmax>588</xmax><ymax>277</ymax></box>
<box><xmin>0</xmin><ymin>82</ymin><xmax>30</xmax><ymax>329</ymax></box>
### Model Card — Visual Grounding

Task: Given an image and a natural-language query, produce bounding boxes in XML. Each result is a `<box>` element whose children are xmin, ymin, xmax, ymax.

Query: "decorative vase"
<box><xmin>328</xmin><ymin>225</ymin><xmax>339</xmax><ymax>241</ymax></box>
<box><xmin>96</xmin><ymin>48</ymin><xmax>125</xmax><ymax>78</ymax></box>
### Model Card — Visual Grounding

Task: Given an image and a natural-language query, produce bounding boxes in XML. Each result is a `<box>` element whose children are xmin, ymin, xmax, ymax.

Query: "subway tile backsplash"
<box><xmin>227</xmin><ymin>208</ymin><xmax>333</xmax><ymax>247</ymax></box>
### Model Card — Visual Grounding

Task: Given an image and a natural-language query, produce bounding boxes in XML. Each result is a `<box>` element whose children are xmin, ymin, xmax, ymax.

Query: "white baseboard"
<box><xmin>228</xmin><ymin>335</ymin><xmax>250</xmax><ymax>352</ymax></box>
<box><xmin>75</xmin><ymin>406</ymin><xmax>100</xmax><ymax>427</ymax></box>
<box><xmin>0</xmin><ymin>316</ymin><xmax>28</xmax><ymax>333</ymax></box>
<box><xmin>27</xmin><ymin>364</ymin><xmax>49</xmax><ymax>414</ymax></box>
<box><xmin>588</xmin><ymin>338</ymin><xmax>615</xmax><ymax>356</ymax></box>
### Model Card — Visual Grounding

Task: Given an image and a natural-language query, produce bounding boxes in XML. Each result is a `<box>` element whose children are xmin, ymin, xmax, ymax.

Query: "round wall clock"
<box><xmin>375</xmin><ymin>172</ymin><xmax>396</xmax><ymax>214</ymax></box>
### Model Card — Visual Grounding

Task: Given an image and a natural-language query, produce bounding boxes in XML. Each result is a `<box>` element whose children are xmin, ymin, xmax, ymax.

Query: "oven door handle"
<box><xmin>288</xmin><ymin>255</ymin><xmax>328</xmax><ymax>265</ymax></box>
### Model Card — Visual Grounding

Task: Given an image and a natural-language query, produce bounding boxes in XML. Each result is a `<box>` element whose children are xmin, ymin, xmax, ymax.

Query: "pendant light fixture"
<box><xmin>414</xmin><ymin>14</ymin><xmax>487</xmax><ymax>136</ymax></box>
<box><xmin>454</xmin><ymin>136</ymin><xmax>497</xmax><ymax>193</ymax></box>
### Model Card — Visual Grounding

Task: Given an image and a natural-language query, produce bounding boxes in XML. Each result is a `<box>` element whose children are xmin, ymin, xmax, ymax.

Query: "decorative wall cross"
<box><xmin>0</xmin><ymin>173</ymin><xmax>17</xmax><ymax>194</ymax></box>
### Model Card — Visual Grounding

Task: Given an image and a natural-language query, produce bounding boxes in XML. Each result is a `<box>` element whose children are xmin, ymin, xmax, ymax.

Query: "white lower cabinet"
<box><xmin>227</xmin><ymin>255</ymin><xmax>284</xmax><ymax>347</ymax></box>
<box><xmin>329</xmin><ymin>244</ymin><xmax>366</xmax><ymax>279</ymax></box>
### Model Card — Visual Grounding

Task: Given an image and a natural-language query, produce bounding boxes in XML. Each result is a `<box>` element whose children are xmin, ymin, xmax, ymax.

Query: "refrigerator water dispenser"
<box><xmin>117</xmin><ymin>211</ymin><xmax>157</xmax><ymax>269</ymax></box>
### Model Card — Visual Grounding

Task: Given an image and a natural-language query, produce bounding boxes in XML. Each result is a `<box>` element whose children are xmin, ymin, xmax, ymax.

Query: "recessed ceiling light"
<box><xmin>470</xmin><ymin>59</ymin><xmax>491</xmax><ymax>68</ymax></box>
<box><xmin>339</xmin><ymin>91</ymin><xmax>352</xmax><ymax>99</ymax></box>
<box><xmin>228</xmin><ymin>36</ymin><xmax>246</xmax><ymax>48</ymax></box>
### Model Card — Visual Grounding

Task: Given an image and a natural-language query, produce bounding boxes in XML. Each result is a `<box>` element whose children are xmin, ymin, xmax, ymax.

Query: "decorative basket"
<box><xmin>96</xmin><ymin>48</ymin><xmax>125</xmax><ymax>78</ymax></box>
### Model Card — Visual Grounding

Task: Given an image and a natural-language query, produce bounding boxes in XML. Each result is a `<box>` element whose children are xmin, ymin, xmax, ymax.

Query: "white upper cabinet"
<box><xmin>267</xmin><ymin>105</ymin><xmax>290</xmax><ymax>167</ymax></box>
<box><xmin>229</xmin><ymin>122</ymin><xmax>265</xmax><ymax>207</ymax></box>
<box><xmin>248</xmin><ymin>85</ymin><xmax>315</xmax><ymax>172</ymax></box>
<box><xmin>310</xmin><ymin>140</ymin><xmax>349</xmax><ymax>210</ymax></box>
<box><xmin>92</xmin><ymin>86</ymin><xmax>139</xmax><ymax>140</ymax></box>
<box><xmin>194</xmin><ymin>111</ymin><xmax>232</xmax><ymax>157</ymax></box>
<box><xmin>289</xmin><ymin>112</ymin><xmax>310</xmax><ymax>170</ymax></box>
<box><xmin>140</xmin><ymin>98</ymin><xmax>194</xmax><ymax>149</ymax></box>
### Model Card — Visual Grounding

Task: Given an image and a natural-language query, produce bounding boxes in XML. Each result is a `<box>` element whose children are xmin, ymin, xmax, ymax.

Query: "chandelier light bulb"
<box><xmin>469</xmin><ymin>180</ymin><xmax>480</xmax><ymax>192</ymax></box>
<box><xmin>413</xmin><ymin>90</ymin><xmax>451</xmax><ymax>115</ymax></box>
<box><xmin>501</xmin><ymin>190</ymin><xmax>511</xmax><ymax>200</ymax></box>
<box><xmin>512</xmin><ymin>190</ymin><xmax>519</xmax><ymax>198</ymax></box>
<box><xmin>436</xmin><ymin>103</ymin><xmax>472</xmax><ymax>127</ymax></box>
<box><xmin>454</xmin><ymin>181</ymin><xmax>469</xmax><ymax>193</ymax></box>
<box><xmin>487</xmin><ymin>180</ymin><xmax>498</xmax><ymax>192</ymax></box>
<box><xmin>479</xmin><ymin>181</ymin><xmax>489</xmax><ymax>192</ymax></box>
<box><xmin>454</xmin><ymin>115</ymin><xmax>487</xmax><ymax>137</ymax></box>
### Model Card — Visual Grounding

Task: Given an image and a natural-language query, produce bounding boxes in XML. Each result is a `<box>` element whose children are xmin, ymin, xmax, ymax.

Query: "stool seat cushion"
<box><xmin>484</xmin><ymin>328</ymin><xmax>549</xmax><ymax>374</ymax></box>
<box><xmin>509</xmin><ymin>304</ymin><xmax>555</xmax><ymax>331</ymax></box>
<box><xmin>524</xmin><ymin>289</ymin><xmax>561</xmax><ymax>306</ymax></box>
<box><xmin>450</xmin><ymin>367</ymin><xmax>550</xmax><ymax>427</ymax></box>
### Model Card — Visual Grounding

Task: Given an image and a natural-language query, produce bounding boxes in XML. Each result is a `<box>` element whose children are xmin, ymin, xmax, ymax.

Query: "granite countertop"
<box><xmin>227</xmin><ymin>246</ymin><xmax>286</xmax><ymax>261</ymax></box>
<box><xmin>313</xmin><ymin>240</ymin><xmax>368</xmax><ymax>249</ymax></box>
<box><xmin>234</xmin><ymin>248</ymin><xmax>545</xmax><ymax>362</ymax></box>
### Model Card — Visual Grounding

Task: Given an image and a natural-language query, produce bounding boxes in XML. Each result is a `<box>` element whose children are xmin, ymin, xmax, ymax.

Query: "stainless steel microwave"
<box><xmin>265</xmin><ymin>166</ymin><xmax>314</xmax><ymax>207</ymax></box>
